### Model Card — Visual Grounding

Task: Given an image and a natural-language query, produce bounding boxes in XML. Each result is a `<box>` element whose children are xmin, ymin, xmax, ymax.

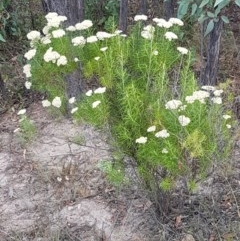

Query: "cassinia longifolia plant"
<box><xmin>22</xmin><ymin>12</ymin><xmax>235</xmax><ymax>198</ymax></box>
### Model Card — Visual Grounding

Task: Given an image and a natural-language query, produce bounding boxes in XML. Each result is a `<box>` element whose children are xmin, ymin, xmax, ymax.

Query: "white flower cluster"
<box><xmin>200</xmin><ymin>85</ymin><xmax>224</xmax><ymax>104</ymax></box>
<box><xmin>185</xmin><ymin>90</ymin><xmax>210</xmax><ymax>104</ymax></box>
<box><xmin>72</xmin><ymin>36</ymin><xmax>86</xmax><ymax>46</ymax></box>
<box><xmin>75</xmin><ymin>20</ymin><xmax>93</xmax><ymax>30</ymax></box>
<box><xmin>86</xmin><ymin>35</ymin><xmax>98</xmax><ymax>43</ymax></box>
<box><xmin>45</xmin><ymin>12</ymin><xmax>67</xmax><ymax>28</ymax></box>
<box><xmin>153</xmin><ymin>17</ymin><xmax>183</xmax><ymax>28</ymax></box>
<box><xmin>66</xmin><ymin>25</ymin><xmax>76</xmax><ymax>32</ymax></box>
<box><xmin>178</xmin><ymin>115</ymin><xmax>191</xmax><ymax>126</ymax></box>
<box><xmin>52</xmin><ymin>29</ymin><xmax>66</xmax><ymax>38</ymax></box>
<box><xmin>42</xmin><ymin>97</ymin><xmax>62</xmax><ymax>108</ymax></box>
<box><xmin>68</xmin><ymin>97</ymin><xmax>78</xmax><ymax>114</ymax></box>
<box><xmin>96</xmin><ymin>31</ymin><xmax>115</xmax><ymax>40</ymax></box>
<box><xmin>141</xmin><ymin>25</ymin><xmax>155</xmax><ymax>40</ymax></box>
<box><xmin>27</xmin><ymin>30</ymin><xmax>41</xmax><ymax>41</ymax></box>
<box><xmin>134</xmin><ymin>15</ymin><xmax>148</xmax><ymax>21</ymax></box>
<box><xmin>164</xmin><ymin>31</ymin><xmax>178</xmax><ymax>41</ymax></box>
<box><xmin>85</xmin><ymin>87</ymin><xmax>107</xmax><ymax>109</ymax></box>
<box><xmin>23</xmin><ymin>64</ymin><xmax>32</xmax><ymax>78</ymax></box>
<box><xmin>177</xmin><ymin>47</ymin><xmax>188</xmax><ymax>55</ymax></box>
<box><xmin>24</xmin><ymin>49</ymin><xmax>36</xmax><ymax>60</ymax></box>
<box><xmin>136</xmin><ymin>136</ymin><xmax>147</xmax><ymax>144</ymax></box>
<box><xmin>155</xmin><ymin>129</ymin><xmax>170</xmax><ymax>138</ymax></box>
<box><xmin>43</xmin><ymin>47</ymin><xmax>68</xmax><ymax>66</ymax></box>
<box><xmin>165</xmin><ymin>100</ymin><xmax>182</xmax><ymax>110</ymax></box>
<box><xmin>25</xmin><ymin>81</ymin><xmax>32</xmax><ymax>89</ymax></box>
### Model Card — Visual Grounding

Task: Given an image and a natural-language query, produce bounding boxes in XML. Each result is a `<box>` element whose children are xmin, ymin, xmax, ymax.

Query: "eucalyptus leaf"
<box><xmin>214</xmin><ymin>0</ymin><xmax>224</xmax><ymax>7</ymax></box>
<box><xmin>177</xmin><ymin>0</ymin><xmax>191</xmax><ymax>18</ymax></box>
<box><xmin>204</xmin><ymin>19</ymin><xmax>214</xmax><ymax>37</ymax></box>
<box><xmin>199</xmin><ymin>0</ymin><xmax>210</xmax><ymax>8</ymax></box>
<box><xmin>235</xmin><ymin>0</ymin><xmax>240</xmax><ymax>7</ymax></box>
<box><xmin>221</xmin><ymin>15</ymin><xmax>229</xmax><ymax>23</ymax></box>
<box><xmin>191</xmin><ymin>3</ymin><xmax>198</xmax><ymax>15</ymax></box>
<box><xmin>207</xmin><ymin>11</ymin><xmax>215</xmax><ymax>18</ymax></box>
<box><xmin>0</xmin><ymin>33</ymin><xmax>6</xmax><ymax>42</ymax></box>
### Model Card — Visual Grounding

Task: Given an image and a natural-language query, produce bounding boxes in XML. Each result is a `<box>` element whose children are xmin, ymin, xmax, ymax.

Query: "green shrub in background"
<box><xmin>23</xmin><ymin>13</ymin><xmax>235</xmax><ymax>211</ymax></box>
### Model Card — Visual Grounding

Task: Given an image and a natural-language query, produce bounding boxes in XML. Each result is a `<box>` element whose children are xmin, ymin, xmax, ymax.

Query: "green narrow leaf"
<box><xmin>204</xmin><ymin>19</ymin><xmax>214</xmax><ymax>37</ymax></box>
<box><xmin>191</xmin><ymin>3</ymin><xmax>198</xmax><ymax>15</ymax></box>
<box><xmin>0</xmin><ymin>33</ymin><xmax>6</xmax><ymax>42</ymax></box>
<box><xmin>199</xmin><ymin>0</ymin><xmax>210</xmax><ymax>8</ymax></box>
<box><xmin>235</xmin><ymin>0</ymin><xmax>240</xmax><ymax>7</ymax></box>
<box><xmin>214</xmin><ymin>0</ymin><xmax>224</xmax><ymax>7</ymax></box>
<box><xmin>177</xmin><ymin>0</ymin><xmax>190</xmax><ymax>19</ymax></box>
<box><xmin>221</xmin><ymin>15</ymin><xmax>229</xmax><ymax>23</ymax></box>
<box><xmin>207</xmin><ymin>11</ymin><xmax>215</xmax><ymax>18</ymax></box>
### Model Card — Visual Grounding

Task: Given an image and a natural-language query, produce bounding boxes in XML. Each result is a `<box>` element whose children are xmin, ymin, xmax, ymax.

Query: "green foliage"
<box><xmin>24</xmin><ymin>14</ymin><xmax>235</xmax><ymax>196</ymax></box>
<box><xmin>85</xmin><ymin>0</ymin><xmax>119</xmax><ymax>30</ymax></box>
<box><xmin>0</xmin><ymin>0</ymin><xmax>42</xmax><ymax>42</ymax></box>
<box><xmin>18</xmin><ymin>116</ymin><xmax>37</xmax><ymax>143</ymax></box>
<box><xmin>177</xmin><ymin>0</ymin><xmax>236</xmax><ymax>36</ymax></box>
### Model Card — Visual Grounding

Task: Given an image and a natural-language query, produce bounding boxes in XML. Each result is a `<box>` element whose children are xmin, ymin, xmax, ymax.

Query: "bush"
<box><xmin>23</xmin><ymin>13</ymin><xmax>235</xmax><ymax>212</ymax></box>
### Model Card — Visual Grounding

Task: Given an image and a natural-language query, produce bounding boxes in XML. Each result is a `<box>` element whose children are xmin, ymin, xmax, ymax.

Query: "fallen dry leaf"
<box><xmin>175</xmin><ymin>215</ymin><xmax>182</xmax><ymax>227</ymax></box>
<box><xmin>209</xmin><ymin>233</ymin><xmax>216</xmax><ymax>241</ymax></box>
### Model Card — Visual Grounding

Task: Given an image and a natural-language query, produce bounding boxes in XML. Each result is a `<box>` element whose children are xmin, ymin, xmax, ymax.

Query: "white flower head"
<box><xmin>213</xmin><ymin>89</ymin><xmax>224</xmax><ymax>96</ymax></box>
<box><xmin>41</xmin><ymin>36</ymin><xmax>51</xmax><ymax>44</ymax></box>
<box><xmin>134</xmin><ymin>15</ymin><xmax>148</xmax><ymax>21</ymax></box>
<box><xmin>24</xmin><ymin>49</ymin><xmax>37</xmax><ymax>60</ymax></box>
<box><xmin>72</xmin><ymin>36</ymin><xmax>86</xmax><ymax>46</ymax></box>
<box><xmin>52</xmin><ymin>29</ymin><xmax>66</xmax><ymax>38</ymax></box>
<box><xmin>141</xmin><ymin>30</ymin><xmax>153</xmax><ymax>40</ymax></box>
<box><xmin>74</xmin><ymin>57</ymin><xmax>79</xmax><ymax>62</ymax></box>
<box><xmin>66</xmin><ymin>25</ymin><xmax>76</xmax><ymax>31</ymax></box>
<box><xmin>86</xmin><ymin>90</ymin><xmax>93</xmax><ymax>96</ymax></box>
<box><xmin>27</xmin><ymin>30</ymin><xmax>41</xmax><ymax>40</ymax></box>
<box><xmin>68</xmin><ymin>97</ymin><xmax>76</xmax><ymax>104</ymax></box>
<box><xmin>75</xmin><ymin>20</ymin><xmax>93</xmax><ymax>30</ymax></box>
<box><xmin>164</xmin><ymin>31</ymin><xmax>178</xmax><ymax>41</ymax></box>
<box><xmin>201</xmin><ymin>85</ymin><xmax>216</xmax><ymax>91</ymax></box>
<box><xmin>42</xmin><ymin>26</ymin><xmax>51</xmax><ymax>35</ymax></box>
<box><xmin>114</xmin><ymin>30</ymin><xmax>123</xmax><ymax>35</ymax></box>
<box><xmin>43</xmin><ymin>47</ymin><xmax>60</xmax><ymax>63</ymax></box>
<box><xmin>165</xmin><ymin>100</ymin><xmax>182</xmax><ymax>110</ymax></box>
<box><xmin>92</xmin><ymin>100</ymin><xmax>101</xmax><ymax>108</ymax></box>
<box><xmin>100</xmin><ymin>47</ymin><xmax>108</xmax><ymax>52</ymax></box>
<box><xmin>94</xmin><ymin>87</ymin><xmax>106</xmax><ymax>94</ymax></box>
<box><xmin>178</xmin><ymin>115</ymin><xmax>191</xmax><ymax>126</ymax></box>
<box><xmin>57</xmin><ymin>55</ymin><xmax>68</xmax><ymax>66</ymax></box>
<box><xmin>136</xmin><ymin>136</ymin><xmax>147</xmax><ymax>144</ymax></box>
<box><xmin>212</xmin><ymin>97</ymin><xmax>222</xmax><ymax>104</ymax></box>
<box><xmin>153</xmin><ymin>50</ymin><xmax>158</xmax><ymax>56</ymax></box>
<box><xmin>52</xmin><ymin>96</ymin><xmax>62</xmax><ymax>108</ymax></box>
<box><xmin>154</xmin><ymin>18</ymin><xmax>173</xmax><ymax>28</ymax></box>
<box><xmin>94</xmin><ymin>56</ymin><xmax>100</xmax><ymax>61</ymax></box>
<box><xmin>226</xmin><ymin>124</ymin><xmax>231</xmax><ymax>129</ymax></box>
<box><xmin>71</xmin><ymin>107</ymin><xmax>78</xmax><ymax>114</ymax></box>
<box><xmin>223</xmin><ymin>114</ymin><xmax>231</xmax><ymax>120</ymax></box>
<box><xmin>162</xmin><ymin>148</ymin><xmax>169</xmax><ymax>154</ymax></box>
<box><xmin>96</xmin><ymin>31</ymin><xmax>115</xmax><ymax>40</ymax></box>
<box><xmin>143</xmin><ymin>25</ymin><xmax>155</xmax><ymax>33</ymax></box>
<box><xmin>42</xmin><ymin>99</ymin><xmax>51</xmax><ymax>107</ymax></box>
<box><xmin>185</xmin><ymin>95</ymin><xmax>195</xmax><ymax>104</ymax></box>
<box><xmin>23</xmin><ymin>64</ymin><xmax>32</xmax><ymax>78</ymax></box>
<box><xmin>25</xmin><ymin>81</ymin><xmax>32</xmax><ymax>89</ymax></box>
<box><xmin>169</xmin><ymin>18</ymin><xmax>184</xmax><ymax>26</ymax></box>
<box><xmin>147</xmin><ymin>125</ymin><xmax>156</xmax><ymax>132</ymax></box>
<box><xmin>177</xmin><ymin>47</ymin><xmax>188</xmax><ymax>55</ymax></box>
<box><xmin>155</xmin><ymin>129</ymin><xmax>170</xmax><ymax>138</ymax></box>
<box><xmin>17</xmin><ymin>109</ymin><xmax>26</xmax><ymax>115</ymax></box>
<box><xmin>86</xmin><ymin>35</ymin><xmax>98</xmax><ymax>43</ymax></box>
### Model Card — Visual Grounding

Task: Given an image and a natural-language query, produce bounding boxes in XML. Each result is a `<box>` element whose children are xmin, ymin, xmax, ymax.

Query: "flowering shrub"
<box><xmin>23</xmin><ymin>13</ymin><xmax>234</xmax><ymax>200</ymax></box>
